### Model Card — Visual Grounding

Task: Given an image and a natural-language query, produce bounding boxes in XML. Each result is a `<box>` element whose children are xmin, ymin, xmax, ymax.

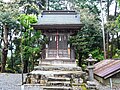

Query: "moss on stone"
<box><xmin>81</xmin><ymin>83</ymin><xmax>87</xmax><ymax>90</ymax></box>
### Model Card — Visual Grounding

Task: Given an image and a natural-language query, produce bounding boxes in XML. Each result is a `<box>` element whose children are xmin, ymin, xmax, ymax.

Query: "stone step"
<box><xmin>47</xmin><ymin>81</ymin><xmax>70</xmax><ymax>84</ymax></box>
<box><xmin>34</xmin><ymin>64</ymin><xmax>82</xmax><ymax>71</ymax></box>
<box><xmin>39</xmin><ymin>59</ymin><xmax>76</xmax><ymax>65</ymax></box>
<box><xmin>48</xmin><ymin>77</ymin><xmax>70</xmax><ymax>81</ymax></box>
<box><xmin>30</xmin><ymin>70</ymin><xmax>83</xmax><ymax>77</ymax></box>
<box><xmin>42</xmin><ymin>86</ymin><xmax>73</xmax><ymax>90</ymax></box>
<box><xmin>47</xmin><ymin>81</ymin><xmax>71</xmax><ymax>86</ymax></box>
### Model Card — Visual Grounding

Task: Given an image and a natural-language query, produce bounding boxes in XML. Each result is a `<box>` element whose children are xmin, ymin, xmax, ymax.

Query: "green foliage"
<box><xmin>81</xmin><ymin>83</ymin><xmax>87</xmax><ymax>90</ymax></box>
<box><xmin>6</xmin><ymin>57</ymin><xmax>16</xmax><ymax>73</ymax></box>
<box><xmin>80</xmin><ymin>8</ymin><xmax>103</xmax><ymax>52</ymax></box>
<box><xmin>18</xmin><ymin>14</ymin><xmax>43</xmax><ymax>72</ymax></box>
<box><xmin>12</xmin><ymin>38</ymin><xmax>21</xmax><ymax>72</ymax></box>
<box><xmin>49</xmin><ymin>0</ymin><xmax>66</xmax><ymax>10</ymax></box>
<box><xmin>0</xmin><ymin>0</ymin><xmax>46</xmax><ymax>72</ymax></box>
<box><xmin>74</xmin><ymin>0</ymin><xmax>100</xmax><ymax>14</ymax></box>
<box><xmin>18</xmin><ymin>14</ymin><xmax>37</xmax><ymax>29</ymax></box>
<box><xmin>77</xmin><ymin>8</ymin><xmax>102</xmax><ymax>53</ymax></box>
<box><xmin>116</xmin><ymin>15</ymin><xmax>120</xmax><ymax>29</ymax></box>
<box><xmin>69</xmin><ymin>34</ymin><xmax>89</xmax><ymax>56</ymax></box>
<box><xmin>0</xmin><ymin>1</ymin><xmax>19</xmax><ymax>25</ymax></box>
<box><xmin>18</xmin><ymin>0</ymin><xmax>46</xmax><ymax>15</ymax></box>
<box><xmin>0</xmin><ymin>0</ymin><xmax>20</xmax><ymax>72</ymax></box>
<box><xmin>1</xmin><ymin>0</ymin><xmax>118</xmax><ymax>72</ymax></box>
<box><xmin>112</xmin><ymin>49</ymin><xmax>120</xmax><ymax>59</ymax></box>
<box><xmin>68</xmin><ymin>2</ymin><xmax>103</xmax><ymax>67</ymax></box>
<box><xmin>2</xmin><ymin>13</ymin><xmax>42</xmax><ymax>73</ymax></box>
<box><xmin>117</xmin><ymin>0</ymin><xmax>120</xmax><ymax>7</ymax></box>
<box><xmin>90</xmin><ymin>49</ymin><xmax>104</xmax><ymax>61</ymax></box>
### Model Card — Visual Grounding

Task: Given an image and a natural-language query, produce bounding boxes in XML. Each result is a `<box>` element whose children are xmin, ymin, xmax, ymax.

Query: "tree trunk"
<box><xmin>106</xmin><ymin>31</ymin><xmax>109</xmax><ymax>58</ymax></box>
<box><xmin>117</xmin><ymin>32</ymin><xmax>120</xmax><ymax>49</ymax></box>
<box><xmin>1</xmin><ymin>49</ymin><xmax>8</xmax><ymax>72</ymax></box>
<box><xmin>110</xmin><ymin>34</ymin><xmax>114</xmax><ymax>58</ymax></box>
<box><xmin>106</xmin><ymin>0</ymin><xmax>109</xmax><ymax>58</ymax></box>
<box><xmin>1</xmin><ymin>25</ymin><xmax>8</xmax><ymax>73</ymax></box>
<box><xmin>107</xmin><ymin>0</ymin><xmax>109</xmax><ymax>20</ymax></box>
<box><xmin>0</xmin><ymin>26</ymin><xmax>3</xmax><ymax>48</ymax></box>
<box><xmin>78</xmin><ymin>52</ymin><xmax>82</xmax><ymax>67</ymax></box>
<box><xmin>32</xmin><ymin>56</ymin><xmax>34</xmax><ymax>71</ymax></box>
<box><xmin>114</xmin><ymin>1</ymin><xmax>117</xmax><ymax>17</ymax></box>
<box><xmin>115</xmin><ymin>2</ymin><xmax>119</xmax><ymax>50</ymax></box>
<box><xmin>23</xmin><ymin>59</ymin><xmax>28</xmax><ymax>73</ymax></box>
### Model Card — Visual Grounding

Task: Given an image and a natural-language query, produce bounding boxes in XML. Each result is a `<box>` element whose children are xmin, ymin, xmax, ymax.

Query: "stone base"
<box><xmin>39</xmin><ymin>59</ymin><xmax>76</xmax><ymax>65</ymax></box>
<box><xmin>86</xmin><ymin>81</ymin><xmax>97</xmax><ymax>90</ymax></box>
<box><xmin>23</xmin><ymin>64</ymin><xmax>84</xmax><ymax>90</ymax></box>
<box><xmin>34</xmin><ymin>64</ymin><xmax>80</xmax><ymax>71</ymax></box>
<box><xmin>21</xmin><ymin>84</ymin><xmax>43</xmax><ymax>90</ymax></box>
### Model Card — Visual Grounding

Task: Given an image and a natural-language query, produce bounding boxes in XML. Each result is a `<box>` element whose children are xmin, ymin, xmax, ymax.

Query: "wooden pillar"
<box><xmin>56</xmin><ymin>31</ymin><xmax>59</xmax><ymax>58</ymax></box>
<box><xmin>46</xmin><ymin>44</ymin><xmax>48</xmax><ymax>58</ymax></box>
<box><xmin>68</xmin><ymin>44</ymin><xmax>70</xmax><ymax>58</ymax></box>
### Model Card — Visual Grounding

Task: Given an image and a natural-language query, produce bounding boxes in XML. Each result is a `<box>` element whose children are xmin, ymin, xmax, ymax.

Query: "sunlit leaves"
<box><xmin>117</xmin><ymin>0</ymin><xmax>120</xmax><ymax>7</ymax></box>
<box><xmin>18</xmin><ymin>14</ymin><xmax>42</xmax><ymax>66</ymax></box>
<box><xmin>18</xmin><ymin>14</ymin><xmax>37</xmax><ymax>29</ymax></box>
<box><xmin>116</xmin><ymin>15</ymin><xmax>120</xmax><ymax>29</ymax></box>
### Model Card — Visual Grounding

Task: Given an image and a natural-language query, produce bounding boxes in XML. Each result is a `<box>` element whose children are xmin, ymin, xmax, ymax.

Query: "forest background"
<box><xmin>0</xmin><ymin>0</ymin><xmax>120</xmax><ymax>73</ymax></box>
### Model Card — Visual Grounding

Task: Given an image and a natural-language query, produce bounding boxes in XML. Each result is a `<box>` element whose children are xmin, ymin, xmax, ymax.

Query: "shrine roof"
<box><xmin>38</xmin><ymin>10</ymin><xmax>81</xmax><ymax>25</ymax></box>
<box><xmin>32</xmin><ymin>10</ymin><xmax>83</xmax><ymax>30</ymax></box>
<box><xmin>94</xmin><ymin>59</ymin><xmax>120</xmax><ymax>79</ymax></box>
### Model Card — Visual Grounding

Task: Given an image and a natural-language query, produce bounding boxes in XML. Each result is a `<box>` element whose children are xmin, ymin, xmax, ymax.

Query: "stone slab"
<box><xmin>30</xmin><ymin>70</ymin><xmax>83</xmax><ymax>77</ymax></box>
<box><xmin>34</xmin><ymin>64</ymin><xmax>81</xmax><ymax>71</ymax></box>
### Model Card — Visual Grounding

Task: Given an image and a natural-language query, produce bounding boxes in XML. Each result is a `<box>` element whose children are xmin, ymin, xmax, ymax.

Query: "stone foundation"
<box><xmin>23</xmin><ymin>64</ymin><xmax>85</xmax><ymax>90</ymax></box>
<box><xmin>39</xmin><ymin>59</ymin><xmax>76</xmax><ymax>65</ymax></box>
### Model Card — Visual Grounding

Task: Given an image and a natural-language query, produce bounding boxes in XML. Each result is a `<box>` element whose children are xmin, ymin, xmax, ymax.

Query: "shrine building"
<box><xmin>33</xmin><ymin>10</ymin><xmax>83</xmax><ymax>65</ymax></box>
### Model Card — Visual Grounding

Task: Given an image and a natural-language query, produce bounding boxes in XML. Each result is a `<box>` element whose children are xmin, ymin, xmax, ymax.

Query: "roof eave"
<box><xmin>104</xmin><ymin>69</ymin><xmax>120</xmax><ymax>79</ymax></box>
<box><xmin>94</xmin><ymin>69</ymin><xmax>120</xmax><ymax>79</ymax></box>
<box><xmin>32</xmin><ymin>24</ymin><xmax>84</xmax><ymax>30</ymax></box>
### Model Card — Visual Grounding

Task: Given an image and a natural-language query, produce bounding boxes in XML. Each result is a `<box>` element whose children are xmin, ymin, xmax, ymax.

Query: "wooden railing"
<box><xmin>46</xmin><ymin>49</ymin><xmax>69</xmax><ymax>58</ymax></box>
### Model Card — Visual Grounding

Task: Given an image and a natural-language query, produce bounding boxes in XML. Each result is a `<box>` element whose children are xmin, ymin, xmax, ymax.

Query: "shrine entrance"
<box><xmin>47</xmin><ymin>33</ymin><xmax>69</xmax><ymax>59</ymax></box>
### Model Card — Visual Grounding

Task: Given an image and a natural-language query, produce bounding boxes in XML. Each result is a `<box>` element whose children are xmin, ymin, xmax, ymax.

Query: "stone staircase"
<box><xmin>43</xmin><ymin>77</ymin><xmax>72</xmax><ymax>90</ymax></box>
<box><xmin>24</xmin><ymin>64</ymin><xmax>84</xmax><ymax>90</ymax></box>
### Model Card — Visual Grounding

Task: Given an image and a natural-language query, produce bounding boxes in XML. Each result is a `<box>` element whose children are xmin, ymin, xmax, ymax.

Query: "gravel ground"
<box><xmin>0</xmin><ymin>73</ymin><xmax>26</xmax><ymax>90</ymax></box>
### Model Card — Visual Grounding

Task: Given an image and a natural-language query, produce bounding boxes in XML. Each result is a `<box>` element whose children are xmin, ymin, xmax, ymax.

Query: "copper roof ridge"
<box><xmin>42</xmin><ymin>10</ymin><xmax>76</xmax><ymax>12</ymax></box>
<box><xmin>94</xmin><ymin>60</ymin><xmax>120</xmax><ymax>73</ymax></box>
<box><xmin>41</xmin><ymin>10</ymin><xmax>77</xmax><ymax>15</ymax></box>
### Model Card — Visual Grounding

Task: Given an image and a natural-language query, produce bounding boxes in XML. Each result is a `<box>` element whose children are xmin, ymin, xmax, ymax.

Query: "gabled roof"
<box><xmin>37</xmin><ymin>10</ymin><xmax>81</xmax><ymax>25</ymax></box>
<box><xmin>94</xmin><ymin>60</ymin><xmax>120</xmax><ymax>79</ymax></box>
<box><xmin>32</xmin><ymin>10</ymin><xmax>83</xmax><ymax>30</ymax></box>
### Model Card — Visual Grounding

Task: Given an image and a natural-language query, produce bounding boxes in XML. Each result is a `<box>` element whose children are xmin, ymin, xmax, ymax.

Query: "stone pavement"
<box><xmin>0</xmin><ymin>73</ymin><xmax>26</xmax><ymax>90</ymax></box>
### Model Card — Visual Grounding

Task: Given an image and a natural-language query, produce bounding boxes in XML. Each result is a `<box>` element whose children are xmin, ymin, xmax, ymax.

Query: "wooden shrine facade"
<box><xmin>33</xmin><ymin>10</ymin><xmax>83</xmax><ymax>64</ymax></box>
